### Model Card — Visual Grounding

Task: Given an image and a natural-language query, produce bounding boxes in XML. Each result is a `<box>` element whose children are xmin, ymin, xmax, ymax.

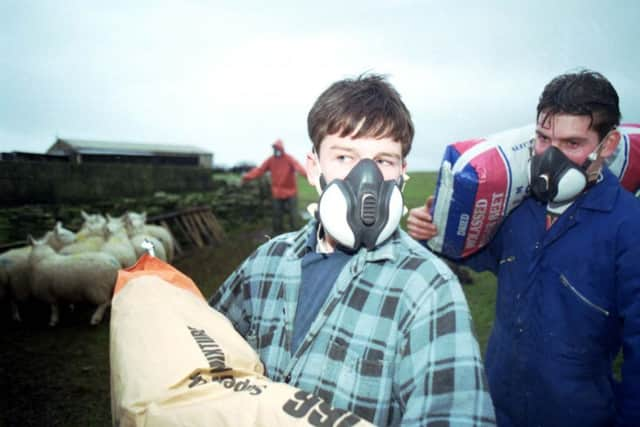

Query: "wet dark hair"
<box><xmin>307</xmin><ymin>73</ymin><xmax>414</xmax><ymax>157</ymax></box>
<box><xmin>537</xmin><ymin>70</ymin><xmax>621</xmax><ymax>140</ymax></box>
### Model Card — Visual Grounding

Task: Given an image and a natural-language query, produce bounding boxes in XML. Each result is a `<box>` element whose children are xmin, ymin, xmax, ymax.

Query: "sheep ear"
<box><xmin>55</xmin><ymin>221</ymin><xmax>62</xmax><ymax>231</ymax></box>
<box><xmin>81</xmin><ymin>210</ymin><xmax>89</xmax><ymax>220</ymax></box>
<box><xmin>27</xmin><ymin>234</ymin><xmax>35</xmax><ymax>245</ymax></box>
<box><xmin>107</xmin><ymin>213</ymin><xmax>113</xmax><ymax>220</ymax></box>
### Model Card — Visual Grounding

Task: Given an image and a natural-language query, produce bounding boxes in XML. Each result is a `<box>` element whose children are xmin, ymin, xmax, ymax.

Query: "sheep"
<box><xmin>59</xmin><ymin>217</ymin><xmax>106</xmax><ymax>255</ymax></box>
<box><xmin>1</xmin><ymin>245</ymin><xmax>34</xmax><ymax>322</ymax></box>
<box><xmin>122</xmin><ymin>212</ymin><xmax>168</xmax><ymax>262</ymax></box>
<box><xmin>124</xmin><ymin>211</ymin><xmax>175</xmax><ymax>262</ymax></box>
<box><xmin>48</xmin><ymin>218</ymin><xmax>105</xmax><ymax>254</ymax></box>
<box><xmin>28</xmin><ymin>235</ymin><xmax>120</xmax><ymax>326</ymax></box>
<box><xmin>47</xmin><ymin>221</ymin><xmax>77</xmax><ymax>251</ymax></box>
<box><xmin>101</xmin><ymin>215</ymin><xmax>137</xmax><ymax>268</ymax></box>
<box><xmin>76</xmin><ymin>210</ymin><xmax>107</xmax><ymax>240</ymax></box>
<box><xmin>129</xmin><ymin>233</ymin><xmax>167</xmax><ymax>262</ymax></box>
<box><xmin>0</xmin><ymin>226</ymin><xmax>70</xmax><ymax>322</ymax></box>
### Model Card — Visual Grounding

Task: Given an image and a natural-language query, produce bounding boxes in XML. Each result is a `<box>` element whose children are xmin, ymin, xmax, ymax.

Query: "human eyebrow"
<box><xmin>326</xmin><ymin>143</ymin><xmax>357</xmax><ymax>154</ymax></box>
<box><xmin>558</xmin><ymin>136</ymin><xmax>590</xmax><ymax>145</ymax></box>
<box><xmin>535</xmin><ymin>129</ymin><xmax>551</xmax><ymax>139</ymax></box>
<box><xmin>535</xmin><ymin>129</ymin><xmax>589</xmax><ymax>144</ymax></box>
<box><xmin>376</xmin><ymin>152</ymin><xmax>402</xmax><ymax>161</ymax></box>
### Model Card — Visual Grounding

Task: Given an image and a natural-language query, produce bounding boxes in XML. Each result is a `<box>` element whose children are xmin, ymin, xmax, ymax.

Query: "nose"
<box><xmin>550</xmin><ymin>140</ymin><xmax>563</xmax><ymax>149</ymax></box>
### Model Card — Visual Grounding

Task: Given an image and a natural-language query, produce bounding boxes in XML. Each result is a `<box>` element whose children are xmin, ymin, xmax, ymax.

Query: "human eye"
<box><xmin>535</xmin><ymin>133</ymin><xmax>550</xmax><ymax>145</ymax></box>
<box><xmin>375</xmin><ymin>156</ymin><xmax>398</xmax><ymax>167</ymax></box>
<box><xmin>561</xmin><ymin>140</ymin><xmax>581</xmax><ymax>151</ymax></box>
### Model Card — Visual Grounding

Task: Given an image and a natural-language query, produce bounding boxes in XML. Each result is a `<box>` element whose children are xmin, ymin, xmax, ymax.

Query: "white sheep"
<box><xmin>125</xmin><ymin>211</ymin><xmax>175</xmax><ymax>262</ymax></box>
<box><xmin>59</xmin><ymin>217</ymin><xmax>106</xmax><ymax>255</ymax></box>
<box><xmin>101</xmin><ymin>215</ymin><xmax>137</xmax><ymax>268</ymax></box>
<box><xmin>47</xmin><ymin>221</ymin><xmax>77</xmax><ymax>251</ymax></box>
<box><xmin>28</xmin><ymin>235</ymin><xmax>120</xmax><ymax>327</ymax></box>
<box><xmin>76</xmin><ymin>210</ymin><xmax>107</xmax><ymax>240</ymax></box>
<box><xmin>1</xmin><ymin>245</ymin><xmax>34</xmax><ymax>322</ymax></box>
<box><xmin>129</xmin><ymin>233</ymin><xmax>167</xmax><ymax>262</ymax></box>
<box><xmin>0</xmin><ymin>227</ymin><xmax>69</xmax><ymax>321</ymax></box>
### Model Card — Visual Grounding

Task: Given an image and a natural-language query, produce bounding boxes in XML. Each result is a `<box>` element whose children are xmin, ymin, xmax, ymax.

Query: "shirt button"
<box><xmin>284</xmin><ymin>374</ymin><xmax>292</xmax><ymax>383</ymax></box>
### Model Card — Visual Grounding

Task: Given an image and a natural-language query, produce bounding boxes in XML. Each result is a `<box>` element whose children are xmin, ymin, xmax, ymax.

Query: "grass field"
<box><xmin>0</xmin><ymin>171</ymin><xmax>500</xmax><ymax>425</ymax></box>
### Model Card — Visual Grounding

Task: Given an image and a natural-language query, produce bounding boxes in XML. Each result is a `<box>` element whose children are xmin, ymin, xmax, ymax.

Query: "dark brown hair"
<box><xmin>537</xmin><ymin>70</ymin><xmax>621</xmax><ymax>140</ymax></box>
<box><xmin>307</xmin><ymin>73</ymin><xmax>414</xmax><ymax>157</ymax></box>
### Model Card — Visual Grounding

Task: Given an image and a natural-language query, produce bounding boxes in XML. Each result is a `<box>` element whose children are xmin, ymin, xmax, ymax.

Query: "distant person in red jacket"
<box><xmin>243</xmin><ymin>139</ymin><xmax>307</xmax><ymax>234</ymax></box>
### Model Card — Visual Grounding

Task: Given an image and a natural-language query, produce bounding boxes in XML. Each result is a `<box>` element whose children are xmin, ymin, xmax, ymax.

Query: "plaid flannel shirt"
<box><xmin>210</xmin><ymin>221</ymin><xmax>495</xmax><ymax>426</ymax></box>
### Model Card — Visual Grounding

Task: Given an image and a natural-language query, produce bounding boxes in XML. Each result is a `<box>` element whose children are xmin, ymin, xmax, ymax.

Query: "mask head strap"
<box><xmin>586</xmin><ymin>128</ymin><xmax>615</xmax><ymax>163</ymax></box>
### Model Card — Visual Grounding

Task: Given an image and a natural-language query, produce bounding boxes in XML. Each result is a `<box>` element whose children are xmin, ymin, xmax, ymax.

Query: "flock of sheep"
<box><xmin>0</xmin><ymin>211</ymin><xmax>176</xmax><ymax>327</ymax></box>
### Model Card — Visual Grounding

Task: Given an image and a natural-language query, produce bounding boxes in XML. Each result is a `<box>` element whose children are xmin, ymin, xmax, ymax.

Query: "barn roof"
<box><xmin>47</xmin><ymin>138</ymin><xmax>211</xmax><ymax>156</ymax></box>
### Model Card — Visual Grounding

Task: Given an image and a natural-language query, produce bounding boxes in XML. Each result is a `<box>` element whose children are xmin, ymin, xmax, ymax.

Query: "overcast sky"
<box><xmin>1</xmin><ymin>0</ymin><xmax>639</xmax><ymax>171</ymax></box>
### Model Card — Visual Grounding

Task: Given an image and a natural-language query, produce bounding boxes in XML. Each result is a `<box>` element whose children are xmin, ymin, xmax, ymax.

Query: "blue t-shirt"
<box><xmin>291</xmin><ymin>231</ymin><xmax>351</xmax><ymax>352</ymax></box>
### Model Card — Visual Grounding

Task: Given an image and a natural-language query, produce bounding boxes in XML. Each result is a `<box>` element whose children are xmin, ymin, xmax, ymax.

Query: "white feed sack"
<box><xmin>110</xmin><ymin>261</ymin><xmax>372</xmax><ymax>427</ymax></box>
<box><xmin>427</xmin><ymin>123</ymin><xmax>640</xmax><ymax>260</ymax></box>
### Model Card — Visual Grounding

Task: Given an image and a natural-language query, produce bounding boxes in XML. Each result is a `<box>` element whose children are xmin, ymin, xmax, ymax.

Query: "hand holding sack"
<box><xmin>110</xmin><ymin>254</ymin><xmax>372</xmax><ymax>427</ymax></box>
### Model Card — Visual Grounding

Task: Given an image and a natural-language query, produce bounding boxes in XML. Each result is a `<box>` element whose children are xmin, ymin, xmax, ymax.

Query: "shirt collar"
<box><xmin>575</xmin><ymin>167</ymin><xmax>619</xmax><ymax>213</ymax></box>
<box><xmin>291</xmin><ymin>220</ymin><xmax>399</xmax><ymax>262</ymax></box>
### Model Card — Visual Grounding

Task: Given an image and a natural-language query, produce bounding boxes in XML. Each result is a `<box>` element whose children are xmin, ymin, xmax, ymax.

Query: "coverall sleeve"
<box><xmin>419</xmin><ymin>235</ymin><xmax>503</xmax><ymax>276</ymax></box>
<box><xmin>615</xmin><ymin>215</ymin><xmax>640</xmax><ymax>427</ymax></box>
<box><xmin>458</xmin><ymin>239</ymin><xmax>502</xmax><ymax>275</ymax></box>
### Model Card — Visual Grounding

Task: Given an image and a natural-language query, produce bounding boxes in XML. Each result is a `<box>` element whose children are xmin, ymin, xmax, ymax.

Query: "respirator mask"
<box><xmin>528</xmin><ymin>139</ymin><xmax>605</xmax><ymax>204</ymax></box>
<box><xmin>315</xmin><ymin>158</ymin><xmax>404</xmax><ymax>251</ymax></box>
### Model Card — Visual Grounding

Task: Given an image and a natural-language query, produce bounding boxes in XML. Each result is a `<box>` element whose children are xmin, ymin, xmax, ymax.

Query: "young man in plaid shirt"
<box><xmin>210</xmin><ymin>74</ymin><xmax>495</xmax><ymax>426</ymax></box>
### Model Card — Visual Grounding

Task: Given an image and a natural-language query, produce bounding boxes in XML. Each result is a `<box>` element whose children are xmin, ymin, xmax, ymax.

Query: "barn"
<box><xmin>46</xmin><ymin>138</ymin><xmax>213</xmax><ymax>168</ymax></box>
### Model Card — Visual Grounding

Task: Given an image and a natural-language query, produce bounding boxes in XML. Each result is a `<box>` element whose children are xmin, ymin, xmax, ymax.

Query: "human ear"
<box><xmin>600</xmin><ymin>130</ymin><xmax>621</xmax><ymax>159</ymax></box>
<box><xmin>305</xmin><ymin>152</ymin><xmax>321</xmax><ymax>191</ymax></box>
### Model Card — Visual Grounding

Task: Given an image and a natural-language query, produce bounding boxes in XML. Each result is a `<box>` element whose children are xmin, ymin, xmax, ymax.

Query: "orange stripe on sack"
<box><xmin>113</xmin><ymin>253</ymin><xmax>204</xmax><ymax>300</ymax></box>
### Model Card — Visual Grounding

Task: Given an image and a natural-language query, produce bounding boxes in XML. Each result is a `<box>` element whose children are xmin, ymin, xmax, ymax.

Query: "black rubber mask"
<box><xmin>316</xmin><ymin>159</ymin><xmax>404</xmax><ymax>250</ymax></box>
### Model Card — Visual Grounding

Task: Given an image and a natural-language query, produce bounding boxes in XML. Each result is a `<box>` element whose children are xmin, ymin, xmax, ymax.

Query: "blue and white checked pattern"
<box><xmin>210</xmin><ymin>221</ymin><xmax>495</xmax><ymax>426</ymax></box>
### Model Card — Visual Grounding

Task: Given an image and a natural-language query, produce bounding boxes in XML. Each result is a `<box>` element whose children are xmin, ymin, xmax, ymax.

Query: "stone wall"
<box><xmin>0</xmin><ymin>177</ymin><xmax>273</xmax><ymax>247</ymax></box>
<box><xmin>0</xmin><ymin>159</ymin><xmax>217</xmax><ymax>205</ymax></box>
